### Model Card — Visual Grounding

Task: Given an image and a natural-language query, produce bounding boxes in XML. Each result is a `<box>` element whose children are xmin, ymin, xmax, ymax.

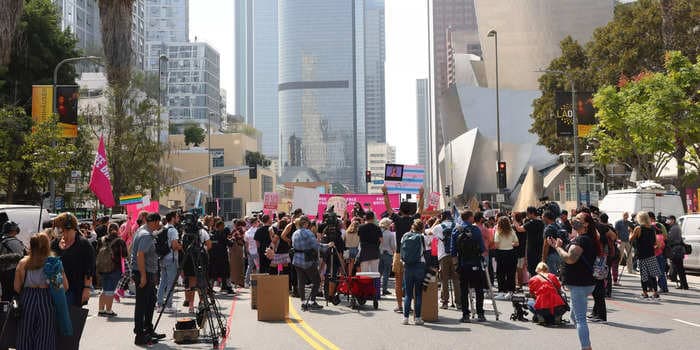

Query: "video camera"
<box><xmin>510</xmin><ymin>293</ymin><xmax>531</xmax><ymax>322</ymax></box>
<box><xmin>321</xmin><ymin>206</ymin><xmax>340</xmax><ymax>244</ymax></box>
<box><xmin>536</xmin><ymin>198</ymin><xmax>561</xmax><ymax>218</ymax></box>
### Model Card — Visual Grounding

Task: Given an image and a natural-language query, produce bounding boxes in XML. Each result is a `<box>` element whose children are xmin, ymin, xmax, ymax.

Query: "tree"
<box><xmin>98</xmin><ymin>0</ymin><xmax>134</xmax><ymax>89</ymax></box>
<box><xmin>245</xmin><ymin>151</ymin><xmax>271</xmax><ymax>168</ymax></box>
<box><xmin>0</xmin><ymin>0</ymin><xmax>80</xmax><ymax>109</ymax></box>
<box><xmin>183</xmin><ymin>125</ymin><xmax>206</xmax><ymax>146</ymax></box>
<box><xmin>0</xmin><ymin>107</ymin><xmax>31</xmax><ymax>202</ymax></box>
<box><xmin>590</xmin><ymin>51</ymin><xmax>700</xmax><ymax>181</ymax></box>
<box><xmin>0</xmin><ymin>0</ymin><xmax>23</xmax><ymax>66</ymax></box>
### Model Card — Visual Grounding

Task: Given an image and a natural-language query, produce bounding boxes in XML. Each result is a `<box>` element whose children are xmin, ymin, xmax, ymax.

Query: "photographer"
<box><xmin>317</xmin><ymin>209</ymin><xmax>346</xmax><ymax>298</ymax></box>
<box><xmin>181</xmin><ymin>213</ymin><xmax>212</xmax><ymax>314</ymax></box>
<box><xmin>527</xmin><ymin>262</ymin><xmax>567</xmax><ymax>325</ymax></box>
<box><xmin>452</xmin><ymin>211</ymin><xmax>486</xmax><ymax>323</ymax></box>
<box><xmin>0</xmin><ymin>221</ymin><xmax>26</xmax><ymax>302</ymax></box>
<box><xmin>292</xmin><ymin>216</ymin><xmax>333</xmax><ymax>310</ymax></box>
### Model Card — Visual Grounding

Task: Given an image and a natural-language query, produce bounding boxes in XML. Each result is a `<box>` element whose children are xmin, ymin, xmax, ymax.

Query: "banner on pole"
<box><xmin>88</xmin><ymin>136</ymin><xmax>115</xmax><ymax>207</ymax></box>
<box><xmin>317</xmin><ymin>193</ymin><xmax>400</xmax><ymax>219</ymax></box>
<box><xmin>31</xmin><ymin>85</ymin><xmax>53</xmax><ymax>128</ymax></box>
<box><xmin>555</xmin><ymin>91</ymin><xmax>597</xmax><ymax>137</ymax></box>
<box><xmin>55</xmin><ymin>85</ymin><xmax>79</xmax><ymax>138</ymax></box>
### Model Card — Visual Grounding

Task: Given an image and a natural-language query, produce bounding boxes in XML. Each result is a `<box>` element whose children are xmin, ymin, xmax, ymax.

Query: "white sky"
<box><xmin>189</xmin><ymin>0</ymin><xmax>428</xmax><ymax>164</ymax></box>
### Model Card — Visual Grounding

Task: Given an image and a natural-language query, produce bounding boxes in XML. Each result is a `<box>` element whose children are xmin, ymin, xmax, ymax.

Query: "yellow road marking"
<box><xmin>285</xmin><ymin>316</ymin><xmax>326</xmax><ymax>350</ymax></box>
<box><xmin>286</xmin><ymin>297</ymin><xmax>342</xmax><ymax>350</ymax></box>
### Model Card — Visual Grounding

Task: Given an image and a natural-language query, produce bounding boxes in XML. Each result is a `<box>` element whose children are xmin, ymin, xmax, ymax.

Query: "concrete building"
<box><xmin>234</xmin><ymin>0</ymin><xmax>280</xmax><ymax>158</ymax></box>
<box><xmin>416</xmin><ymin>78</ymin><xmax>430</xmax><ymax>186</ymax></box>
<box><xmin>54</xmin><ymin>0</ymin><xmax>146</xmax><ymax>70</ymax></box>
<box><xmin>164</xmin><ymin>133</ymin><xmax>276</xmax><ymax>220</ymax></box>
<box><xmin>367</xmin><ymin>142</ymin><xmax>396</xmax><ymax>194</ymax></box>
<box><xmin>278</xmin><ymin>0</ymin><xmax>370</xmax><ymax>192</ymax></box>
<box><xmin>163</xmin><ymin>42</ymin><xmax>221</xmax><ymax>132</ymax></box>
<box><xmin>363</xmin><ymin>0</ymin><xmax>386</xmax><ymax>143</ymax></box>
<box><xmin>144</xmin><ymin>0</ymin><xmax>189</xmax><ymax>72</ymax></box>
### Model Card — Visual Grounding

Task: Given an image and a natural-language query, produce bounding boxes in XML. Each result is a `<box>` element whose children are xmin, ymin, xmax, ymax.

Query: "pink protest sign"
<box><xmin>317</xmin><ymin>193</ymin><xmax>400</xmax><ymax>219</ymax></box>
<box><xmin>125</xmin><ymin>201</ymin><xmax>160</xmax><ymax>228</ymax></box>
<box><xmin>264</xmin><ymin>192</ymin><xmax>279</xmax><ymax>210</ymax></box>
<box><xmin>427</xmin><ymin>191</ymin><xmax>440</xmax><ymax>210</ymax></box>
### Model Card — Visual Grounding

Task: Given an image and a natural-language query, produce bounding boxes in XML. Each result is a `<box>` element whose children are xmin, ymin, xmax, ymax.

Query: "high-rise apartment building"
<box><xmin>234</xmin><ymin>0</ymin><xmax>279</xmax><ymax>158</ymax></box>
<box><xmin>363</xmin><ymin>0</ymin><xmax>386</xmax><ymax>143</ymax></box>
<box><xmin>367</xmin><ymin>142</ymin><xmax>396</xmax><ymax>194</ymax></box>
<box><xmin>278</xmin><ymin>0</ymin><xmax>369</xmax><ymax>191</ymax></box>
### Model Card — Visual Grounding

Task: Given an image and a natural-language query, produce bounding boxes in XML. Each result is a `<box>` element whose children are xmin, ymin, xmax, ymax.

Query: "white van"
<box><xmin>678</xmin><ymin>214</ymin><xmax>700</xmax><ymax>270</ymax></box>
<box><xmin>598</xmin><ymin>183</ymin><xmax>684</xmax><ymax>224</ymax></box>
<box><xmin>0</xmin><ymin>204</ymin><xmax>51</xmax><ymax>246</ymax></box>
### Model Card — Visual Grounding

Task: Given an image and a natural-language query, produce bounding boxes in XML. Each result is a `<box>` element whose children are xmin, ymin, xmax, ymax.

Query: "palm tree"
<box><xmin>0</xmin><ymin>0</ymin><xmax>24</xmax><ymax>66</ymax></box>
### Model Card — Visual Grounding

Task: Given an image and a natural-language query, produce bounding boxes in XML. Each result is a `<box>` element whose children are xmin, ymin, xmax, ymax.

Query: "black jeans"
<box><xmin>671</xmin><ymin>257</ymin><xmax>689</xmax><ymax>288</ymax></box>
<box><xmin>591</xmin><ymin>279</ymin><xmax>606</xmax><ymax>321</ymax></box>
<box><xmin>459</xmin><ymin>264</ymin><xmax>484</xmax><ymax>317</ymax></box>
<box><xmin>0</xmin><ymin>269</ymin><xmax>17</xmax><ymax>302</ymax></box>
<box><xmin>296</xmin><ymin>264</ymin><xmax>321</xmax><ymax>303</ymax></box>
<box><xmin>133</xmin><ymin>271</ymin><xmax>157</xmax><ymax>337</ymax></box>
<box><xmin>495</xmin><ymin>250</ymin><xmax>517</xmax><ymax>293</ymax></box>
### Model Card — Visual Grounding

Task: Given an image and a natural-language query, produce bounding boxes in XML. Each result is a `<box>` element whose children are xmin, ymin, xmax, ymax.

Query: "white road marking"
<box><xmin>673</xmin><ymin>319</ymin><xmax>700</xmax><ymax>328</ymax></box>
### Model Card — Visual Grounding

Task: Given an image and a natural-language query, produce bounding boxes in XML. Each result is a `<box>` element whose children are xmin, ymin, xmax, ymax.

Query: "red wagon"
<box><xmin>330</xmin><ymin>273</ymin><xmax>380</xmax><ymax>310</ymax></box>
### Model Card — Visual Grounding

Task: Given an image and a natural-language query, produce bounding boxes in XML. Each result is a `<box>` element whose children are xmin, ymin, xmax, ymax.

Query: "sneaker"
<box><xmin>98</xmin><ymin>310</ymin><xmax>107</xmax><ymax>317</ymax></box>
<box><xmin>148</xmin><ymin>331</ymin><xmax>166</xmax><ymax>340</ymax></box>
<box><xmin>382</xmin><ymin>290</ymin><xmax>391</xmax><ymax>296</ymax></box>
<box><xmin>402</xmin><ymin>317</ymin><xmax>410</xmax><ymax>325</ymax></box>
<box><xmin>308</xmin><ymin>302</ymin><xmax>324</xmax><ymax>310</ymax></box>
<box><xmin>588</xmin><ymin>316</ymin><xmax>604</xmax><ymax>323</ymax></box>
<box><xmin>477</xmin><ymin>314</ymin><xmax>486</xmax><ymax>322</ymax></box>
<box><xmin>104</xmin><ymin>310</ymin><xmax>117</xmax><ymax>317</ymax></box>
<box><xmin>414</xmin><ymin>318</ymin><xmax>424</xmax><ymax>325</ymax></box>
<box><xmin>494</xmin><ymin>293</ymin><xmax>506</xmax><ymax>300</ymax></box>
<box><xmin>460</xmin><ymin>315</ymin><xmax>471</xmax><ymax>323</ymax></box>
<box><xmin>134</xmin><ymin>335</ymin><xmax>151</xmax><ymax>346</ymax></box>
<box><xmin>505</xmin><ymin>292</ymin><xmax>513</xmax><ymax>301</ymax></box>
<box><xmin>440</xmin><ymin>303</ymin><xmax>449</xmax><ymax>310</ymax></box>
<box><xmin>394</xmin><ymin>306</ymin><xmax>403</xmax><ymax>314</ymax></box>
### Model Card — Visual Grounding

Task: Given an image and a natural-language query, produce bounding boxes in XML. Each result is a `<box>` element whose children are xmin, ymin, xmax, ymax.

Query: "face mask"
<box><xmin>54</xmin><ymin>227</ymin><xmax>63</xmax><ymax>238</ymax></box>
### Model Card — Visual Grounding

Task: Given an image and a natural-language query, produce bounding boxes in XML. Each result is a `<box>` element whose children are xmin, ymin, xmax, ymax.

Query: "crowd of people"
<box><xmin>0</xmin><ymin>189</ymin><xmax>693</xmax><ymax>349</ymax></box>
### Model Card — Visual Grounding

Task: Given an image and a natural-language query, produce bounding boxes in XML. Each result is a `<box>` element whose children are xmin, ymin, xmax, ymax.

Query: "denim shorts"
<box><xmin>100</xmin><ymin>270</ymin><xmax>122</xmax><ymax>294</ymax></box>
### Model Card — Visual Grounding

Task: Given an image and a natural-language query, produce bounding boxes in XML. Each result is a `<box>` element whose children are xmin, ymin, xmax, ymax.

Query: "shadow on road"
<box><xmin>605</xmin><ymin>321</ymin><xmax>672</xmax><ymax>334</ymax></box>
<box><xmin>421</xmin><ymin>323</ymin><xmax>471</xmax><ymax>332</ymax></box>
<box><xmin>476</xmin><ymin>320</ymin><xmax>531</xmax><ymax>331</ymax></box>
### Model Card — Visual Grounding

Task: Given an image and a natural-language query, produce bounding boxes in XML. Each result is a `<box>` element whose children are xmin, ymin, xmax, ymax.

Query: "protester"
<box><xmin>51</xmin><ymin>212</ymin><xmax>95</xmax><ymax>307</ymax></box>
<box><xmin>650</xmin><ymin>212</ymin><xmax>669</xmax><ymax>293</ymax></box>
<box><xmin>512</xmin><ymin>211</ymin><xmax>528</xmax><ymax>290</ymax></box>
<box><xmin>344</xmin><ymin>218</ymin><xmax>361</xmax><ymax>275</ymax></box>
<box><xmin>549</xmin><ymin>212</ymin><xmax>600</xmax><ymax>350</ymax></box>
<box><xmin>254</xmin><ymin>215</ymin><xmax>273</xmax><ymax>274</ymax></box>
<box><xmin>357</xmin><ymin>211</ymin><xmax>382</xmax><ymax>272</ymax></box>
<box><xmin>229</xmin><ymin>219</ymin><xmax>246</xmax><ymax>288</ymax></box>
<box><xmin>666</xmin><ymin>216</ymin><xmax>689</xmax><ymax>290</ymax></box>
<box><xmin>0</xmin><ymin>221</ymin><xmax>26</xmax><ymax>302</ymax></box>
<box><xmin>400</xmin><ymin>219</ymin><xmax>427</xmax><ymax>325</ymax></box>
<box><xmin>131</xmin><ymin>213</ymin><xmax>166</xmax><ymax>346</ymax></box>
<box><xmin>14</xmin><ymin>232</ymin><xmax>68</xmax><ymax>350</ymax></box>
<box><xmin>527</xmin><ymin>262</ymin><xmax>566</xmax><ymax>325</ymax></box>
<box><xmin>209</xmin><ymin>219</ymin><xmax>234</xmax><ymax>294</ymax></box>
<box><xmin>382</xmin><ymin>185</ymin><xmax>425</xmax><ymax>314</ymax></box>
<box><xmin>378</xmin><ymin>218</ymin><xmax>396</xmax><ymax>295</ymax></box>
<box><xmin>475</xmin><ymin>212</ymin><xmax>495</xmax><ymax>287</ymax></box>
<box><xmin>558</xmin><ymin>210</ymin><xmax>572</xmax><ymax>234</ymax></box>
<box><xmin>523</xmin><ymin>207</ymin><xmax>545</xmax><ymax>279</ymax></box>
<box><xmin>97</xmin><ymin>223</ymin><xmax>127</xmax><ymax>317</ymax></box>
<box><xmin>614</xmin><ymin>212</ymin><xmax>634</xmax><ymax>277</ymax></box>
<box><xmin>541</xmin><ymin>211</ymin><xmax>563</xmax><ymax>276</ymax></box>
<box><xmin>630</xmin><ymin>212</ymin><xmax>661</xmax><ymax>299</ymax></box>
<box><xmin>291</xmin><ymin>216</ymin><xmax>332</xmax><ymax>310</ymax></box>
<box><xmin>182</xmin><ymin>216</ymin><xmax>212</xmax><ymax>313</ymax></box>
<box><xmin>494</xmin><ymin>216</ymin><xmax>519</xmax><ymax>300</ymax></box>
<box><xmin>452</xmin><ymin>210</ymin><xmax>486</xmax><ymax>322</ymax></box>
<box><xmin>433</xmin><ymin>210</ymin><xmax>460</xmax><ymax>309</ymax></box>
<box><xmin>244</xmin><ymin>217</ymin><xmax>260</xmax><ymax>287</ymax></box>
<box><xmin>156</xmin><ymin>211</ymin><xmax>181</xmax><ymax>313</ymax></box>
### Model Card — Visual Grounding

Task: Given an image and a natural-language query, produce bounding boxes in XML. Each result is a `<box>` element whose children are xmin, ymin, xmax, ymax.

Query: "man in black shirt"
<box><xmin>523</xmin><ymin>207</ymin><xmax>544</xmax><ymax>277</ymax></box>
<box><xmin>382</xmin><ymin>185</ymin><xmax>424</xmax><ymax>313</ymax></box>
<box><xmin>254</xmin><ymin>214</ymin><xmax>273</xmax><ymax>274</ymax></box>
<box><xmin>558</xmin><ymin>210</ymin><xmax>572</xmax><ymax>234</ymax></box>
<box><xmin>357</xmin><ymin>211</ymin><xmax>383</xmax><ymax>272</ymax></box>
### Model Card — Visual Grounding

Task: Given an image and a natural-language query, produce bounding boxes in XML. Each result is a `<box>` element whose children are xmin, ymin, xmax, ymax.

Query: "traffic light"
<box><xmin>365</xmin><ymin>170</ymin><xmax>372</xmax><ymax>183</ymax></box>
<box><xmin>444</xmin><ymin>185</ymin><xmax>451</xmax><ymax>197</ymax></box>
<box><xmin>497</xmin><ymin>161</ymin><xmax>507</xmax><ymax>189</ymax></box>
<box><xmin>249</xmin><ymin>165</ymin><xmax>257</xmax><ymax>179</ymax></box>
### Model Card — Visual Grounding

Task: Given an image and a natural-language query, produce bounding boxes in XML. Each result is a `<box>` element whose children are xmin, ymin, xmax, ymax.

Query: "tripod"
<box><xmin>153</xmin><ymin>235</ymin><xmax>227</xmax><ymax>348</ymax></box>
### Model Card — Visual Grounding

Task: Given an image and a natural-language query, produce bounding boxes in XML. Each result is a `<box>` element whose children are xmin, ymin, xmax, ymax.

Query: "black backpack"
<box><xmin>154</xmin><ymin>227</ymin><xmax>171</xmax><ymax>258</ymax></box>
<box><xmin>455</xmin><ymin>226</ymin><xmax>480</xmax><ymax>259</ymax></box>
<box><xmin>440</xmin><ymin>222</ymin><xmax>455</xmax><ymax>255</ymax></box>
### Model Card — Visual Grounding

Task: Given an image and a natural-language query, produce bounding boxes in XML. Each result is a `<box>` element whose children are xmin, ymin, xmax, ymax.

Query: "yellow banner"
<box><xmin>31</xmin><ymin>85</ymin><xmax>53</xmax><ymax>125</ymax></box>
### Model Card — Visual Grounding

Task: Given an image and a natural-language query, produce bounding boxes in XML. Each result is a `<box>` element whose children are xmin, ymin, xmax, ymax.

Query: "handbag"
<box><xmin>582</xmin><ymin>254</ymin><xmax>608</xmax><ymax>280</ymax></box>
<box><xmin>538</xmin><ymin>274</ymin><xmax>570</xmax><ymax>312</ymax></box>
<box><xmin>684</xmin><ymin>243</ymin><xmax>692</xmax><ymax>255</ymax></box>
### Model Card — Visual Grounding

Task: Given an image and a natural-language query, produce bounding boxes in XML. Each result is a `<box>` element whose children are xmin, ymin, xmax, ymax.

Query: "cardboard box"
<box><xmin>250</xmin><ymin>274</ymin><xmax>266</xmax><ymax>310</ymax></box>
<box><xmin>420</xmin><ymin>281</ymin><xmax>439</xmax><ymax>322</ymax></box>
<box><xmin>256</xmin><ymin>274</ymin><xmax>289</xmax><ymax>321</ymax></box>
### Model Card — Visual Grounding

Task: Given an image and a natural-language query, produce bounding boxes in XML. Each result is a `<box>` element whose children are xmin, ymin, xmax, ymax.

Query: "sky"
<box><xmin>189</xmin><ymin>0</ymin><xmax>428</xmax><ymax>165</ymax></box>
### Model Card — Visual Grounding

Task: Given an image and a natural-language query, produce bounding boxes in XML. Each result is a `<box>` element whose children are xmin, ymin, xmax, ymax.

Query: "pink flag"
<box><xmin>88</xmin><ymin>136</ymin><xmax>115</xmax><ymax>207</ymax></box>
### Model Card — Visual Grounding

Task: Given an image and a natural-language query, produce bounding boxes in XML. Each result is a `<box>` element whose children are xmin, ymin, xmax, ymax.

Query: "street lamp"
<box><xmin>50</xmin><ymin>56</ymin><xmax>101</xmax><ymax>212</ymax></box>
<box><xmin>536</xmin><ymin>68</ymin><xmax>580</xmax><ymax>205</ymax></box>
<box><xmin>487</xmin><ymin>29</ymin><xmax>502</xmax><ymax>191</ymax></box>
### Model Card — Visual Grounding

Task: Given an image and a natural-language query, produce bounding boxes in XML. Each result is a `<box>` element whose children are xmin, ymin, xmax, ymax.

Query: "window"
<box><xmin>211</xmin><ymin>148</ymin><xmax>224</xmax><ymax>168</ymax></box>
<box><xmin>262</xmin><ymin>175</ymin><xmax>273</xmax><ymax>194</ymax></box>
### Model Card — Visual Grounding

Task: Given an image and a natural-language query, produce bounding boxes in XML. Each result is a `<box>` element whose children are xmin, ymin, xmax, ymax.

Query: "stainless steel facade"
<box><xmin>278</xmin><ymin>0</ymin><xmax>366</xmax><ymax>191</ymax></box>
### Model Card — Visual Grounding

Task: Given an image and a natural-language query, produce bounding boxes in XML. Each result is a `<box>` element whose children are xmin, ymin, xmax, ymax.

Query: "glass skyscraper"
<box><xmin>363</xmin><ymin>0</ymin><xmax>385</xmax><ymax>143</ymax></box>
<box><xmin>278</xmin><ymin>0</ymin><xmax>370</xmax><ymax>191</ymax></box>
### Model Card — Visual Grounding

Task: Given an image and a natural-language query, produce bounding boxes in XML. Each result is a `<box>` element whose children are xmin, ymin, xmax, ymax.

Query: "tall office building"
<box><xmin>278</xmin><ymin>0</ymin><xmax>369</xmax><ymax>191</ymax></box>
<box><xmin>144</xmin><ymin>0</ymin><xmax>189</xmax><ymax>71</ymax></box>
<box><xmin>416</xmin><ymin>79</ymin><xmax>429</xmax><ymax>180</ymax></box>
<box><xmin>54</xmin><ymin>0</ymin><xmax>146</xmax><ymax>70</ymax></box>
<box><xmin>367</xmin><ymin>142</ymin><xmax>395</xmax><ymax>194</ymax></box>
<box><xmin>234</xmin><ymin>0</ymin><xmax>279</xmax><ymax>158</ymax></box>
<box><xmin>363</xmin><ymin>0</ymin><xmax>386</xmax><ymax>143</ymax></box>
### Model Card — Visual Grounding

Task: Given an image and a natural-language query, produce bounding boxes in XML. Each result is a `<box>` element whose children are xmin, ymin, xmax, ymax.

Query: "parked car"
<box><xmin>678</xmin><ymin>214</ymin><xmax>700</xmax><ymax>270</ymax></box>
<box><xmin>0</xmin><ymin>204</ymin><xmax>51</xmax><ymax>246</ymax></box>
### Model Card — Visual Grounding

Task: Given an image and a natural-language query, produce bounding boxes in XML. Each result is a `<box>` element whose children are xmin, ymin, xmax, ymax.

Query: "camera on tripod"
<box><xmin>321</xmin><ymin>207</ymin><xmax>340</xmax><ymax>244</ymax></box>
<box><xmin>510</xmin><ymin>294</ymin><xmax>530</xmax><ymax>322</ymax></box>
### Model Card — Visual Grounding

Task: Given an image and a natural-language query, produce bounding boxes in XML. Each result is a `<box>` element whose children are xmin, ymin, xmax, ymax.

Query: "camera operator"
<box><xmin>452</xmin><ymin>210</ymin><xmax>486</xmax><ymax>322</ymax></box>
<box><xmin>181</xmin><ymin>213</ymin><xmax>212</xmax><ymax>314</ymax></box>
<box><xmin>0</xmin><ymin>221</ymin><xmax>26</xmax><ymax>301</ymax></box>
<box><xmin>292</xmin><ymin>216</ymin><xmax>334</xmax><ymax>310</ymax></box>
<box><xmin>317</xmin><ymin>209</ymin><xmax>346</xmax><ymax>298</ymax></box>
<box><xmin>528</xmin><ymin>262</ymin><xmax>567</xmax><ymax>325</ymax></box>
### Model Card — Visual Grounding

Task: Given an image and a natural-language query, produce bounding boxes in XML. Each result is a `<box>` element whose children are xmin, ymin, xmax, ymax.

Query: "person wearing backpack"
<box><xmin>0</xmin><ymin>221</ymin><xmax>26</xmax><ymax>302</ymax></box>
<box><xmin>96</xmin><ymin>223</ymin><xmax>127</xmax><ymax>317</ymax></box>
<box><xmin>432</xmin><ymin>210</ymin><xmax>460</xmax><ymax>310</ymax></box>
<box><xmin>451</xmin><ymin>210</ymin><xmax>486</xmax><ymax>322</ymax></box>
<box><xmin>400</xmin><ymin>219</ymin><xmax>428</xmax><ymax>325</ymax></box>
<box><xmin>156</xmin><ymin>211</ymin><xmax>182</xmax><ymax>313</ymax></box>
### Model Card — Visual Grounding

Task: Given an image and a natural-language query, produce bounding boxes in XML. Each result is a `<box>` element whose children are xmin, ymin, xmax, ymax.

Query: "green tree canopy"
<box><xmin>183</xmin><ymin>125</ymin><xmax>206</xmax><ymax>146</ymax></box>
<box><xmin>245</xmin><ymin>151</ymin><xmax>271</xmax><ymax>168</ymax></box>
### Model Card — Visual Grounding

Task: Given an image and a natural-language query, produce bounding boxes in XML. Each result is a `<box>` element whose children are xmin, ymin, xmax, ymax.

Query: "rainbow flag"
<box><xmin>119</xmin><ymin>194</ymin><xmax>143</xmax><ymax>205</ymax></box>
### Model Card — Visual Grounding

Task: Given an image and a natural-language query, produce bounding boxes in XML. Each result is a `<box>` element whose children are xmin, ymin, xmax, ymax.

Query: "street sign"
<box><xmin>65</xmin><ymin>183</ymin><xmax>76</xmax><ymax>193</ymax></box>
<box><xmin>71</xmin><ymin>170</ymin><xmax>81</xmax><ymax>179</ymax></box>
<box><xmin>55</xmin><ymin>196</ymin><xmax>64</xmax><ymax>211</ymax></box>
<box><xmin>496</xmin><ymin>193</ymin><xmax>505</xmax><ymax>203</ymax></box>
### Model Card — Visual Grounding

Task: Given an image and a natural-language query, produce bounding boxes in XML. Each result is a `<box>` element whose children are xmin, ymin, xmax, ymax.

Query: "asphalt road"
<box><xmin>81</xmin><ymin>272</ymin><xmax>700</xmax><ymax>349</ymax></box>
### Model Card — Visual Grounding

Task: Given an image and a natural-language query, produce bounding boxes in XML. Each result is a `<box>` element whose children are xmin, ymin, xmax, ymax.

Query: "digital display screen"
<box><xmin>384</xmin><ymin>164</ymin><xmax>404</xmax><ymax>181</ymax></box>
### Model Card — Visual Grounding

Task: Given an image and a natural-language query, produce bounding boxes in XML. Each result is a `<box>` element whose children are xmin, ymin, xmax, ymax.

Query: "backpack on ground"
<box><xmin>95</xmin><ymin>237</ymin><xmax>114</xmax><ymax>273</ymax></box>
<box><xmin>440</xmin><ymin>222</ymin><xmax>455</xmax><ymax>255</ymax></box>
<box><xmin>401</xmin><ymin>232</ymin><xmax>425</xmax><ymax>265</ymax></box>
<box><xmin>455</xmin><ymin>226</ymin><xmax>480</xmax><ymax>260</ymax></box>
<box><xmin>155</xmin><ymin>227</ymin><xmax>171</xmax><ymax>258</ymax></box>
